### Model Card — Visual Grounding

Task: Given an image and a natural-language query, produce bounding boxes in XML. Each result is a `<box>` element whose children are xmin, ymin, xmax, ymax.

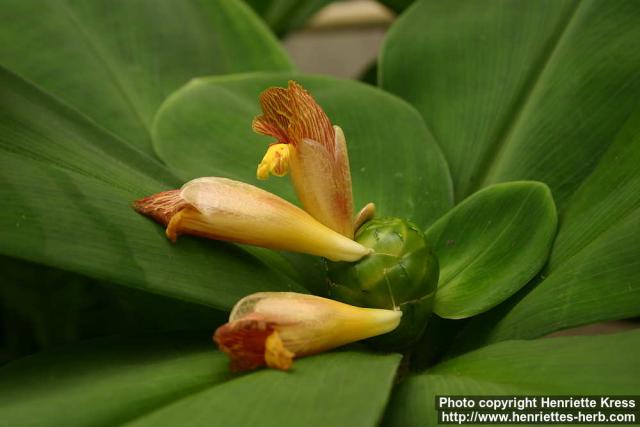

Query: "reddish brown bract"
<box><xmin>213</xmin><ymin>316</ymin><xmax>275</xmax><ymax>372</ymax></box>
<box><xmin>132</xmin><ymin>190</ymin><xmax>186</xmax><ymax>226</ymax></box>
<box><xmin>252</xmin><ymin>81</ymin><xmax>335</xmax><ymax>152</ymax></box>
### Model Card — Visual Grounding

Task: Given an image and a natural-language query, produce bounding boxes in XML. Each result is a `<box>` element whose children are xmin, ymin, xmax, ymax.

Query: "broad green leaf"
<box><xmin>381</xmin><ymin>0</ymin><xmax>640</xmax><ymax>345</ymax></box>
<box><xmin>0</xmin><ymin>67</ymin><xmax>303</xmax><ymax>311</ymax></box>
<box><xmin>384</xmin><ymin>330</ymin><xmax>640</xmax><ymax>427</ymax></box>
<box><xmin>426</xmin><ymin>182</ymin><xmax>557</xmax><ymax>319</ymax></box>
<box><xmin>0</xmin><ymin>255</ymin><xmax>226</xmax><ymax>363</ymax></box>
<box><xmin>0</xmin><ymin>0</ymin><xmax>293</xmax><ymax>153</ymax></box>
<box><xmin>153</xmin><ymin>73</ymin><xmax>453</xmax><ymax>231</ymax></box>
<box><xmin>380</xmin><ymin>0</ymin><xmax>640</xmax><ymax>208</ymax></box>
<box><xmin>453</xmin><ymin>110</ymin><xmax>640</xmax><ymax>348</ymax></box>
<box><xmin>244</xmin><ymin>0</ymin><xmax>333</xmax><ymax>36</ymax></box>
<box><xmin>0</xmin><ymin>334</ymin><xmax>401</xmax><ymax>427</ymax></box>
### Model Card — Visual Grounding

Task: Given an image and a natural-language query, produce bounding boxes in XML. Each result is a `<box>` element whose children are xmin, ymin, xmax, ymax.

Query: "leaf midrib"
<box><xmin>472</xmin><ymin>0</ymin><xmax>583</xmax><ymax>194</ymax></box>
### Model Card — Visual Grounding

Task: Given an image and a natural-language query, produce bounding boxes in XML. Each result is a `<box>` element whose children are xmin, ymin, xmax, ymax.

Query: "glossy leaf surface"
<box><xmin>426</xmin><ymin>182</ymin><xmax>557</xmax><ymax>319</ymax></box>
<box><xmin>381</xmin><ymin>0</ymin><xmax>640</xmax><ymax>340</ymax></box>
<box><xmin>153</xmin><ymin>73</ymin><xmax>453</xmax><ymax>230</ymax></box>
<box><xmin>0</xmin><ymin>0</ymin><xmax>293</xmax><ymax>153</ymax></box>
<box><xmin>384</xmin><ymin>330</ymin><xmax>640</xmax><ymax>427</ymax></box>
<box><xmin>454</xmin><ymin>110</ymin><xmax>640</xmax><ymax>347</ymax></box>
<box><xmin>381</xmin><ymin>0</ymin><xmax>640</xmax><ymax>206</ymax></box>
<box><xmin>0</xmin><ymin>334</ymin><xmax>401</xmax><ymax>427</ymax></box>
<box><xmin>0</xmin><ymin>255</ymin><xmax>227</xmax><ymax>363</ymax></box>
<box><xmin>0</xmin><ymin>68</ymin><xmax>302</xmax><ymax>311</ymax></box>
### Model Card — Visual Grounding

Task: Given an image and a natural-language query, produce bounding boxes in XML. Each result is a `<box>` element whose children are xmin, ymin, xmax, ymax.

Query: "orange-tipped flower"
<box><xmin>131</xmin><ymin>83</ymin><xmax>397</xmax><ymax>371</ymax></box>
<box><xmin>214</xmin><ymin>292</ymin><xmax>402</xmax><ymax>371</ymax></box>
<box><xmin>133</xmin><ymin>177</ymin><xmax>370</xmax><ymax>262</ymax></box>
<box><xmin>253</xmin><ymin>81</ymin><xmax>355</xmax><ymax>238</ymax></box>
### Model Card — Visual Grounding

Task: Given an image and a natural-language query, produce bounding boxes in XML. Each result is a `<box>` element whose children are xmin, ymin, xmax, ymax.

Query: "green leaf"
<box><xmin>380</xmin><ymin>0</ymin><xmax>640</xmax><ymax>344</ymax></box>
<box><xmin>244</xmin><ymin>0</ymin><xmax>333</xmax><ymax>36</ymax></box>
<box><xmin>384</xmin><ymin>330</ymin><xmax>640</xmax><ymax>427</ymax></box>
<box><xmin>426</xmin><ymin>182</ymin><xmax>557</xmax><ymax>319</ymax></box>
<box><xmin>380</xmin><ymin>0</ymin><xmax>640</xmax><ymax>207</ymax></box>
<box><xmin>0</xmin><ymin>0</ymin><xmax>293</xmax><ymax>153</ymax></box>
<box><xmin>0</xmin><ymin>67</ymin><xmax>303</xmax><ymax>311</ymax></box>
<box><xmin>153</xmin><ymin>73</ymin><xmax>453</xmax><ymax>231</ymax></box>
<box><xmin>453</xmin><ymin>109</ymin><xmax>640</xmax><ymax>348</ymax></box>
<box><xmin>0</xmin><ymin>334</ymin><xmax>401</xmax><ymax>427</ymax></box>
<box><xmin>0</xmin><ymin>255</ymin><xmax>227</xmax><ymax>363</ymax></box>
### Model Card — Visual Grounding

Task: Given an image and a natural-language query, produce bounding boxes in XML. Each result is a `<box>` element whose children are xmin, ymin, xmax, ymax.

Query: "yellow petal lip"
<box><xmin>264</xmin><ymin>331</ymin><xmax>294</xmax><ymax>371</ymax></box>
<box><xmin>257</xmin><ymin>143</ymin><xmax>291</xmax><ymax>180</ymax></box>
<box><xmin>215</xmin><ymin>292</ymin><xmax>402</xmax><ymax>371</ymax></box>
<box><xmin>174</xmin><ymin>177</ymin><xmax>369</xmax><ymax>262</ymax></box>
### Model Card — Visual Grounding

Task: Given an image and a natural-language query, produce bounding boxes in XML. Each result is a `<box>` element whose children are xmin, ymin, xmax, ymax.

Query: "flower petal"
<box><xmin>253</xmin><ymin>82</ymin><xmax>355</xmax><ymax>237</ymax></box>
<box><xmin>135</xmin><ymin>177</ymin><xmax>369</xmax><ymax>262</ymax></box>
<box><xmin>229</xmin><ymin>292</ymin><xmax>402</xmax><ymax>356</ymax></box>
<box><xmin>289</xmin><ymin>126</ymin><xmax>354</xmax><ymax>237</ymax></box>
<box><xmin>215</xmin><ymin>292</ymin><xmax>401</xmax><ymax>371</ymax></box>
<box><xmin>252</xmin><ymin>87</ymin><xmax>294</xmax><ymax>145</ymax></box>
<box><xmin>264</xmin><ymin>331</ymin><xmax>294</xmax><ymax>370</ymax></box>
<box><xmin>252</xmin><ymin>81</ymin><xmax>334</xmax><ymax>150</ymax></box>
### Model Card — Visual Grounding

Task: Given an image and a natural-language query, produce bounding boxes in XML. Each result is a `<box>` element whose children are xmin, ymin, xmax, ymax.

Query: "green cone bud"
<box><xmin>326</xmin><ymin>217</ymin><xmax>438</xmax><ymax>349</ymax></box>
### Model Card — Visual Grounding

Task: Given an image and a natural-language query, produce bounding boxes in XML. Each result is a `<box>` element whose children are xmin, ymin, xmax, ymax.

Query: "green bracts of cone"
<box><xmin>326</xmin><ymin>217</ymin><xmax>439</xmax><ymax>348</ymax></box>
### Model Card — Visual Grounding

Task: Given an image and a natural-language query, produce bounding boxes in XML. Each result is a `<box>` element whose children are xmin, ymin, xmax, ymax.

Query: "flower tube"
<box><xmin>133</xmin><ymin>177</ymin><xmax>370</xmax><ymax>262</ymax></box>
<box><xmin>214</xmin><ymin>292</ymin><xmax>402</xmax><ymax>371</ymax></box>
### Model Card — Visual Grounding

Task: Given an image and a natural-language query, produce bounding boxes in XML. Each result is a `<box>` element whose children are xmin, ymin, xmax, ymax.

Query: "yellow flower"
<box><xmin>133</xmin><ymin>177</ymin><xmax>370</xmax><ymax>262</ymax></box>
<box><xmin>213</xmin><ymin>292</ymin><xmax>402</xmax><ymax>371</ymax></box>
<box><xmin>256</xmin><ymin>143</ymin><xmax>291</xmax><ymax>179</ymax></box>
<box><xmin>133</xmin><ymin>82</ymin><xmax>395</xmax><ymax>371</ymax></box>
<box><xmin>134</xmin><ymin>81</ymin><xmax>373</xmax><ymax>262</ymax></box>
<box><xmin>253</xmin><ymin>81</ymin><xmax>356</xmax><ymax>238</ymax></box>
